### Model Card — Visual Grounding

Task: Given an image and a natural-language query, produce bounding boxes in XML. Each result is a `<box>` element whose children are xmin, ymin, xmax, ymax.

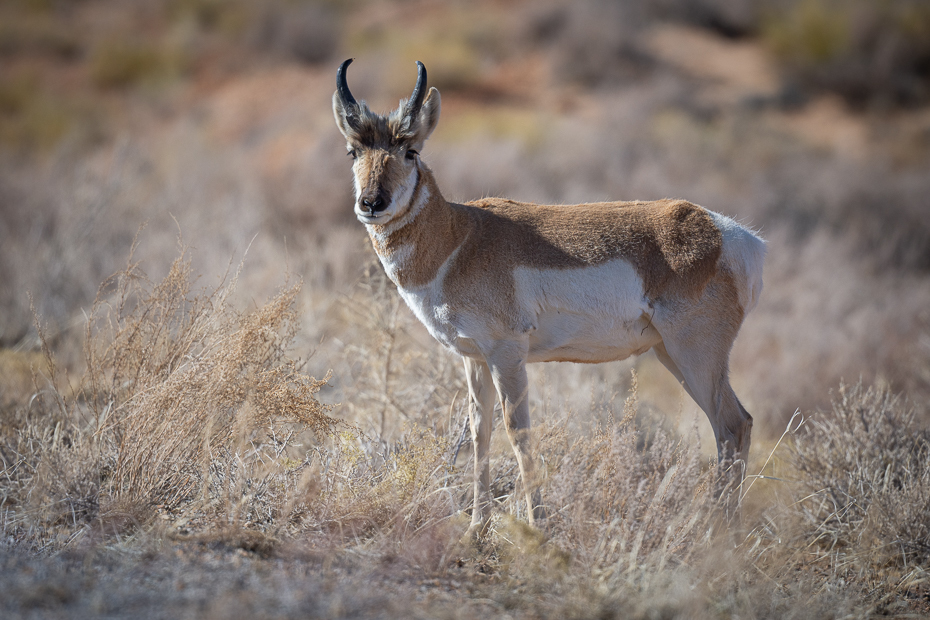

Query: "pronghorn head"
<box><xmin>333</xmin><ymin>59</ymin><xmax>441</xmax><ymax>224</ymax></box>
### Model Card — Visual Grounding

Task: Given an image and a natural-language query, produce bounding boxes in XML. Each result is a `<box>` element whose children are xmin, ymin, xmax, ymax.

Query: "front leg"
<box><xmin>484</xmin><ymin>340</ymin><xmax>544</xmax><ymax>527</ymax></box>
<box><xmin>463</xmin><ymin>356</ymin><xmax>494</xmax><ymax>536</ymax></box>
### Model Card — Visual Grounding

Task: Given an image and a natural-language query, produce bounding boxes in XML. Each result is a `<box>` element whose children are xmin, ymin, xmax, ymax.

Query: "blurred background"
<box><xmin>1</xmin><ymin>0</ymin><xmax>929</xmax><ymax>444</ymax></box>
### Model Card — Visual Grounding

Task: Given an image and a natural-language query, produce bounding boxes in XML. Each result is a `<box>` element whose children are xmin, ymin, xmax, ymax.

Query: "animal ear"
<box><xmin>333</xmin><ymin>91</ymin><xmax>358</xmax><ymax>140</ymax></box>
<box><xmin>413</xmin><ymin>87</ymin><xmax>441</xmax><ymax>143</ymax></box>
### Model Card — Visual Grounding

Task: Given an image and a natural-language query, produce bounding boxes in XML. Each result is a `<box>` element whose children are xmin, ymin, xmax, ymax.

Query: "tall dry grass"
<box><xmin>790</xmin><ymin>383</ymin><xmax>930</xmax><ymax>573</ymax></box>
<box><xmin>2</xmin><ymin>237</ymin><xmax>929</xmax><ymax>616</ymax></box>
<box><xmin>2</xmin><ymin>241</ymin><xmax>339</xmax><ymax>551</ymax></box>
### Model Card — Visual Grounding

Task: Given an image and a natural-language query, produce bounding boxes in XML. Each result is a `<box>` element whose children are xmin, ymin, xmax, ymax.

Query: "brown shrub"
<box><xmin>1</xmin><ymin>241</ymin><xmax>340</xmax><ymax>549</ymax></box>
<box><xmin>790</xmin><ymin>382</ymin><xmax>930</xmax><ymax>569</ymax></box>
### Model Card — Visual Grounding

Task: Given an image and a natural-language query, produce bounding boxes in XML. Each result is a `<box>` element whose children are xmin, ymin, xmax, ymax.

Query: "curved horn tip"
<box><xmin>406</xmin><ymin>61</ymin><xmax>428</xmax><ymax>116</ymax></box>
<box><xmin>336</xmin><ymin>58</ymin><xmax>358</xmax><ymax>107</ymax></box>
<box><xmin>337</xmin><ymin>58</ymin><xmax>354</xmax><ymax>80</ymax></box>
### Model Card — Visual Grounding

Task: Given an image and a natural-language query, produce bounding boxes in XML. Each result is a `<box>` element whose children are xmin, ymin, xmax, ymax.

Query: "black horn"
<box><xmin>404</xmin><ymin>61</ymin><xmax>428</xmax><ymax>120</ymax></box>
<box><xmin>336</xmin><ymin>58</ymin><xmax>358</xmax><ymax>108</ymax></box>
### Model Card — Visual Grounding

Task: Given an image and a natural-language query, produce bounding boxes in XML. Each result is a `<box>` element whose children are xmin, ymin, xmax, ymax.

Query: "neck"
<box><xmin>366</xmin><ymin>165</ymin><xmax>465</xmax><ymax>288</ymax></box>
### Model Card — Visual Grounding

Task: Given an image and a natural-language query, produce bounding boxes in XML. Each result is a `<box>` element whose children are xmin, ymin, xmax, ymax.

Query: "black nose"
<box><xmin>362</xmin><ymin>194</ymin><xmax>387</xmax><ymax>212</ymax></box>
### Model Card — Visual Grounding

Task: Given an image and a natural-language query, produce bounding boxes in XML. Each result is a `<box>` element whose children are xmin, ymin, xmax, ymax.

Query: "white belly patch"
<box><xmin>514</xmin><ymin>259</ymin><xmax>660</xmax><ymax>363</ymax></box>
<box><xmin>394</xmin><ymin>255</ymin><xmax>661</xmax><ymax>364</ymax></box>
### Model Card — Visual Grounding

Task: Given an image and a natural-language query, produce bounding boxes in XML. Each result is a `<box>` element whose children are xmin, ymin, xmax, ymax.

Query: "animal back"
<box><xmin>463</xmin><ymin>198</ymin><xmax>723</xmax><ymax>301</ymax></box>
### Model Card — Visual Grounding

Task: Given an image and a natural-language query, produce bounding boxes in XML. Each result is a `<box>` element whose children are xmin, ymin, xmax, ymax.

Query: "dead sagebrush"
<box><xmin>330</xmin><ymin>261</ymin><xmax>466</xmax><ymax>439</ymax></box>
<box><xmin>298</xmin><ymin>424</ymin><xmax>463</xmax><ymax>570</ymax></box>
<box><xmin>84</xmin><ymin>242</ymin><xmax>338</xmax><ymax>510</ymax></box>
<box><xmin>726</xmin><ymin>382</ymin><xmax>930</xmax><ymax>618</ymax></box>
<box><xmin>536</xmin><ymin>392</ymin><xmax>721</xmax><ymax>581</ymax></box>
<box><xmin>1</xmin><ymin>241</ymin><xmax>341</xmax><ymax>549</ymax></box>
<box><xmin>790</xmin><ymin>382</ymin><xmax>930</xmax><ymax>571</ymax></box>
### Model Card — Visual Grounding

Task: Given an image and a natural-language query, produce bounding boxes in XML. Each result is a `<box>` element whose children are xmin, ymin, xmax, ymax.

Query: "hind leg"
<box><xmin>651</xmin><ymin>275</ymin><xmax>753</xmax><ymax>474</ymax></box>
<box><xmin>655</xmin><ymin>338</ymin><xmax>752</xmax><ymax>469</ymax></box>
<box><xmin>654</xmin><ymin>341</ymin><xmax>699</xmax><ymax>409</ymax></box>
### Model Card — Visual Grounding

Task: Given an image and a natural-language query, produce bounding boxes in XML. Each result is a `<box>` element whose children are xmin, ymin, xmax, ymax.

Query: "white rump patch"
<box><xmin>708</xmin><ymin>210</ymin><xmax>766</xmax><ymax>314</ymax></box>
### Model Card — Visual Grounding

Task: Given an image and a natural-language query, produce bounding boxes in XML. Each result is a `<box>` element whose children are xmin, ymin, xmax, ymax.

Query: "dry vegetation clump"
<box><xmin>1</xmin><ymin>243</ymin><xmax>340</xmax><ymax>551</ymax></box>
<box><xmin>790</xmin><ymin>382</ymin><xmax>930</xmax><ymax>574</ymax></box>
<box><xmin>293</xmin><ymin>424</ymin><xmax>465</xmax><ymax>571</ymax></box>
<box><xmin>84</xmin><ymin>244</ymin><xmax>338</xmax><ymax>506</ymax></box>
<box><xmin>540</xmin><ymin>382</ymin><xmax>721</xmax><ymax>575</ymax></box>
<box><xmin>715</xmin><ymin>384</ymin><xmax>930</xmax><ymax>618</ymax></box>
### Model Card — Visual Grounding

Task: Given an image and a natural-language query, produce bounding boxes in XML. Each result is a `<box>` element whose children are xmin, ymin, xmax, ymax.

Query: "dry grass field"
<box><xmin>2</xmin><ymin>0</ymin><xmax>930</xmax><ymax>617</ymax></box>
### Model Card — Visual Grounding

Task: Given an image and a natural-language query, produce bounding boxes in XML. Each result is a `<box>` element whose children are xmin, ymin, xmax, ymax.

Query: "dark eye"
<box><xmin>405</xmin><ymin>149</ymin><xmax>418</xmax><ymax>160</ymax></box>
<box><xmin>347</xmin><ymin>149</ymin><xmax>357</xmax><ymax>160</ymax></box>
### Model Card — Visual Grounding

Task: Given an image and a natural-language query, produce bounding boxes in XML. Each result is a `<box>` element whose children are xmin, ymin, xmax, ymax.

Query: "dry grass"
<box><xmin>790</xmin><ymin>383</ymin><xmax>930</xmax><ymax>575</ymax></box>
<box><xmin>3</xmin><ymin>241</ymin><xmax>928</xmax><ymax>617</ymax></box>
<box><xmin>2</xmin><ymin>240</ymin><xmax>339</xmax><ymax>552</ymax></box>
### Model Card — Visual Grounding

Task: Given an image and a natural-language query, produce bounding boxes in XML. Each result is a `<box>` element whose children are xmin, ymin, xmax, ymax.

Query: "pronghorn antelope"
<box><xmin>333</xmin><ymin>59</ymin><xmax>765</xmax><ymax>533</ymax></box>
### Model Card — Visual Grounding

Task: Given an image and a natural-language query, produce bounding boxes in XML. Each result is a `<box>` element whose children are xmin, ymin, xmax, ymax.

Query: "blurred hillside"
<box><xmin>1</xmin><ymin>0</ymin><xmax>929</xmax><ymax>434</ymax></box>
